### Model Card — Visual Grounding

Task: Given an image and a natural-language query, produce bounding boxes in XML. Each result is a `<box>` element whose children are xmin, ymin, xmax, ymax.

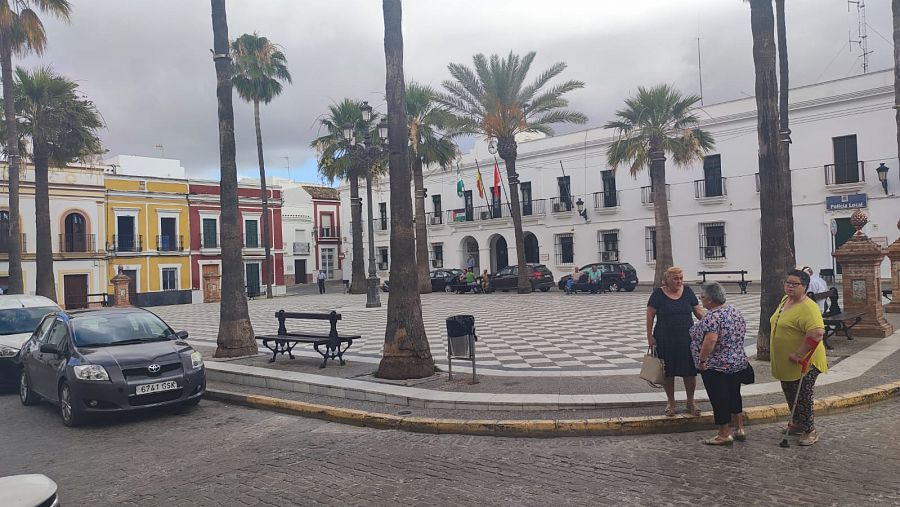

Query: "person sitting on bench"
<box><xmin>802</xmin><ymin>266</ymin><xmax>829</xmax><ymax>314</ymax></box>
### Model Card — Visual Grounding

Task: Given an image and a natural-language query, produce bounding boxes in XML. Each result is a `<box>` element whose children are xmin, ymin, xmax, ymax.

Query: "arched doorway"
<box><xmin>64</xmin><ymin>212</ymin><xmax>87</xmax><ymax>252</ymax></box>
<box><xmin>524</xmin><ymin>232</ymin><xmax>539</xmax><ymax>263</ymax></box>
<box><xmin>460</xmin><ymin>236</ymin><xmax>479</xmax><ymax>273</ymax></box>
<box><xmin>489</xmin><ymin>234</ymin><xmax>509</xmax><ymax>273</ymax></box>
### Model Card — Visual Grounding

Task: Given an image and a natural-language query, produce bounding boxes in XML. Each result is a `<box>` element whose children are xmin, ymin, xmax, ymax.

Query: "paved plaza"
<box><xmin>151</xmin><ymin>290</ymin><xmax>762</xmax><ymax>372</ymax></box>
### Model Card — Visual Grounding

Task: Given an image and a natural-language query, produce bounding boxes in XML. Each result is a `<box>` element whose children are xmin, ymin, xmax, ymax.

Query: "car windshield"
<box><xmin>0</xmin><ymin>307</ymin><xmax>58</xmax><ymax>336</ymax></box>
<box><xmin>73</xmin><ymin>312</ymin><xmax>174</xmax><ymax>347</ymax></box>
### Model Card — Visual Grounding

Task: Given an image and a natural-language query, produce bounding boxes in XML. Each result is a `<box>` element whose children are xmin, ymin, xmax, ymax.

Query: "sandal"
<box><xmin>732</xmin><ymin>429</ymin><xmax>747</xmax><ymax>442</ymax></box>
<box><xmin>687</xmin><ymin>403</ymin><xmax>702</xmax><ymax>417</ymax></box>
<box><xmin>664</xmin><ymin>405</ymin><xmax>676</xmax><ymax>417</ymax></box>
<box><xmin>703</xmin><ymin>435</ymin><xmax>734</xmax><ymax>446</ymax></box>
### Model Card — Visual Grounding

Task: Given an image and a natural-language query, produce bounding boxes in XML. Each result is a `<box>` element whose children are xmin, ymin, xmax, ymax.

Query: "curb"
<box><xmin>204</xmin><ymin>379</ymin><xmax>900</xmax><ymax>437</ymax></box>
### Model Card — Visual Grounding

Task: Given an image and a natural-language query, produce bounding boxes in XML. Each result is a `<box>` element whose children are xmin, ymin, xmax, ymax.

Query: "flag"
<box><xmin>456</xmin><ymin>165</ymin><xmax>465</xmax><ymax>197</ymax></box>
<box><xmin>475</xmin><ymin>165</ymin><xmax>486</xmax><ymax>199</ymax></box>
<box><xmin>492</xmin><ymin>160</ymin><xmax>501</xmax><ymax>198</ymax></box>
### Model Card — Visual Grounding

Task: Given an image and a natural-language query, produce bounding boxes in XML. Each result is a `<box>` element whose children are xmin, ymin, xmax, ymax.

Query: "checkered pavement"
<box><xmin>150</xmin><ymin>291</ymin><xmax>761</xmax><ymax>372</ymax></box>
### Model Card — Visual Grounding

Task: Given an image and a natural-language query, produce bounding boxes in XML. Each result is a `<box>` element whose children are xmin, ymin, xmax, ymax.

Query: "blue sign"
<box><xmin>826</xmin><ymin>193</ymin><xmax>867</xmax><ymax>211</ymax></box>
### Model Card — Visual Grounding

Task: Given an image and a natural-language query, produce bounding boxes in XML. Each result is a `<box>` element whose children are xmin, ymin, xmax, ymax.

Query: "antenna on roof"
<box><xmin>848</xmin><ymin>0</ymin><xmax>872</xmax><ymax>74</ymax></box>
<box><xmin>154</xmin><ymin>144</ymin><xmax>165</xmax><ymax>158</ymax></box>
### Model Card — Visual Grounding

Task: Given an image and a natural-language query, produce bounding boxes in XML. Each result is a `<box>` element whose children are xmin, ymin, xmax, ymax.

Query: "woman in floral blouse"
<box><xmin>690</xmin><ymin>281</ymin><xmax>750</xmax><ymax>445</ymax></box>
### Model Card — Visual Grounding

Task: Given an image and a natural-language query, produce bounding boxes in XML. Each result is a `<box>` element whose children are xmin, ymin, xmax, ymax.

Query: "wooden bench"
<box><xmin>697</xmin><ymin>270</ymin><xmax>751</xmax><ymax>294</ymax></box>
<box><xmin>255</xmin><ymin>310</ymin><xmax>359</xmax><ymax>368</ymax></box>
<box><xmin>822</xmin><ymin>311</ymin><xmax>864</xmax><ymax>350</ymax></box>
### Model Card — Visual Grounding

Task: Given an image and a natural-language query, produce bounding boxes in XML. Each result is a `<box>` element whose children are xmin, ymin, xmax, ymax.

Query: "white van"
<box><xmin>0</xmin><ymin>295</ymin><xmax>61</xmax><ymax>391</ymax></box>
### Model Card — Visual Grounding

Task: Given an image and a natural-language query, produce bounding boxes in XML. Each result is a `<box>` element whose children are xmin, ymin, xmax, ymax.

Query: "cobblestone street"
<box><xmin>2</xmin><ymin>393</ymin><xmax>898</xmax><ymax>506</ymax></box>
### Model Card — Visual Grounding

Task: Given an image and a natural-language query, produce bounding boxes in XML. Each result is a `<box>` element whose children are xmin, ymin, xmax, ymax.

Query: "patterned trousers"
<box><xmin>780</xmin><ymin>366</ymin><xmax>821</xmax><ymax>432</ymax></box>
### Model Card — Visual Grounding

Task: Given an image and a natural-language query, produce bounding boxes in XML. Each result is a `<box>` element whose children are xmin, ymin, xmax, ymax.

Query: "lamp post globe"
<box><xmin>875</xmin><ymin>163</ymin><xmax>889</xmax><ymax>195</ymax></box>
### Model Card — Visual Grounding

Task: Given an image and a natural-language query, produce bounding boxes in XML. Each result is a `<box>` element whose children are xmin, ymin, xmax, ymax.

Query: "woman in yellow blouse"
<box><xmin>770</xmin><ymin>269</ymin><xmax>827</xmax><ymax>446</ymax></box>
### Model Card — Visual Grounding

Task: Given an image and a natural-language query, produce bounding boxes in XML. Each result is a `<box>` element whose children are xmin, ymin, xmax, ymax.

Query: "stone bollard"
<box><xmin>885</xmin><ymin>219</ymin><xmax>900</xmax><ymax>314</ymax></box>
<box><xmin>831</xmin><ymin>210</ymin><xmax>894</xmax><ymax>337</ymax></box>
<box><xmin>203</xmin><ymin>271</ymin><xmax>222</xmax><ymax>303</ymax></box>
<box><xmin>110</xmin><ymin>267</ymin><xmax>132</xmax><ymax>307</ymax></box>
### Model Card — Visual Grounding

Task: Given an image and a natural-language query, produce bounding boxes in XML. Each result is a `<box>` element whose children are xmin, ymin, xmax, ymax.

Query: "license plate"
<box><xmin>135</xmin><ymin>381</ymin><xmax>178</xmax><ymax>395</ymax></box>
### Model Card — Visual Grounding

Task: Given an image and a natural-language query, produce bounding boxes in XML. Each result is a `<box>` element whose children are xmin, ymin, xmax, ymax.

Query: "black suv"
<box><xmin>492</xmin><ymin>263</ymin><xmax>555</xmax><ymax>292</ymax></box>
<box><xmin>557</xmin><ymin>262</ymin><xmax>639</xmax><ymax>293</ymax></box>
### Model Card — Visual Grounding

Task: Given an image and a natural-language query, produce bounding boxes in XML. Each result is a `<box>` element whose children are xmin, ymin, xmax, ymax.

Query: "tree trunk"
<box><xmin>649</xmin><ymin>149</ymin><xmax>673</xmax><ymax>287</ymax></box>
<box><xmin>376</xmin><ymin>0</ymin><xmax>434</xmax><ymax>380</ymax></box>
<box><xmin>775</xmin><ymin>0</ymin><xmax>796</xmax><ymax>265</ymax></box>
<box><xmin>253</xmin><ymin>99</ymin><xmax>274</xmax><ymax>299</ymax></box>
<box><xmin>894</xmin><ymin>0</ymin><xmax>900</xmax><ymax>176</ymax></box>
<box><xmin>348</xmin><ymin>176</ymin><xmax>366</xmax><ymax>293</ymax></box>
<box><xmin>33</xmin><ymin>141</ymin><xmax>56</xmax><ymax>301</ymax></box>
<box><xmin>211</xmin><ymin>0</ymin><xmax>256</xmax><ymax>358</ymax></box>
<box><xmin>412</xmin><ymin>155</ymin><xmax>431</xmax><ymax>293</ymax></box>
<box><xmin>750</xmin><ymin>0</ymin><xmax>792</xmax><ymax>361</ymax></box>
<box><xmin>1</xmin><ymin>37</ymin><xmax>23</xmax><ymax>294</ymax></box>
<box><xmin>498</xmin><ymin>138</ymin><xmax>530</xmax><ymax>294</ymax></box>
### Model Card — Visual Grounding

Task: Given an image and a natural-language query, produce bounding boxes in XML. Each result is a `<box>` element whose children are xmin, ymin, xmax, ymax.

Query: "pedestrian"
<box><xmin>465</xmin><ymin>268</ymin><xmax>478</xmax><ymax>293</ymax></box>
<box><xmin>317</xmin><ymin>269</ymin><xmax>327</xmax><ymax>294</ymax></box>
<box><xmin>587</xmin><ymin>264</ymin><xmax>602</xmax><ymax>294</ymax></box>
<box><xmin>466</xmin><ymin>254</ymin><xmax>476</xmax><ymax>272</ymax></box>
<box><xmin>802</xmin><ymin>266</ymin><xmax>829</xmax><ymax>314</ymax></box>
<box><xmin>770</xmin><ymin>268</ymin><xmax>827</xmax><ymax>446</ymax></box>
<box><xmin>646</xmin><ymin>266</ymin><xmax>705</xmax><ymax>417</ymax></box>
<box><xmin>690</xmin><ymin>281</ymin><xmax>750</xmax><ymax>445</ymax></box>
<box><xmin>565</xmin><ymin>266</ymin><xmax>580</xmax><ymax>294</ymax></box>
<box><xmin>481</xmin><ymin>269</ymin><xmax>491</xmax><ymax>293</ymax></box>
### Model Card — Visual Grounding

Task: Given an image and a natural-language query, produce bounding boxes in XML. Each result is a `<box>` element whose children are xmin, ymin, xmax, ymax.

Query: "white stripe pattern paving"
<box><xmin>150</xmin><ymin>291</ymin><xmax>761</xmax><ymax>372</ymax></box>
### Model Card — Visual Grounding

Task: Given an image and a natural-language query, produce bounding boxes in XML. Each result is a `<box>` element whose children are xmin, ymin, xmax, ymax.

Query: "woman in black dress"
<box><xmin>646</xmin><ymin>266</ymin><xmax>705</xmax><ymax>416</ymax></box>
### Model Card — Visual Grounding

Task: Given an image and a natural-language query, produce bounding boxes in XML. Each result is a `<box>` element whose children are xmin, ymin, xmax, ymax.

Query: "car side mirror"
<box><xmin>40</xmin><ymin>343</ymin><xmax>61</xmax><ymax>355</ymax></box>
<box><xmin>174</xmin><ymin>330</ymin><xmax>189</xmax><ymax>340</ymax></box>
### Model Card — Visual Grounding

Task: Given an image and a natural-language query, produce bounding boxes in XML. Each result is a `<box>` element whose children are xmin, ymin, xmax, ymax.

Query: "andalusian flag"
<box><xmin>456</xmin><ymin>164</ymin><xmax>465</xmax><ymax>197</ymax></box>
<box><xmin>475</xmin><ymin>162</ymin><xmax>486</xmax><ymax>199</ymax></box>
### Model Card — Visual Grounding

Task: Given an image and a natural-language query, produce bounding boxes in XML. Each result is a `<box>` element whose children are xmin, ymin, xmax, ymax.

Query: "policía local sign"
<box><xmin>826</xmin><ymin>193</ymin><xmax>867</xmax><ymax>211</ymax></box>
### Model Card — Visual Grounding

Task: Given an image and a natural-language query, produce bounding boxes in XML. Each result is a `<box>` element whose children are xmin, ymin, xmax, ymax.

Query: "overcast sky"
<box><xmin>19</xmin><ymin>0</ymin><xmax>895</xmax><ymax>183</ymax></box>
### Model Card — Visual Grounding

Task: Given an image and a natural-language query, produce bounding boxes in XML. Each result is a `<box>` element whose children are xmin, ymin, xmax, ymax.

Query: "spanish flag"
<box><xmin>475</xmin><ymin>165</ymin><xmax>486</xmax><ymax>199</ymax></box>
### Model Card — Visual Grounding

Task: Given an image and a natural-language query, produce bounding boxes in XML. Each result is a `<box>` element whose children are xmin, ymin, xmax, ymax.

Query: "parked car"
<box><xmin>492</xmin><ymin>263</ymin><xmax>555</xmax><ymax>292</ymax></box>
<box><xmin>557</xmin><ymin>262</ymin><xmax>639</xmax><ymax>293</ymax></box>
<box><xmin>0</xmin><ymin>295</ymin><xmax>61</xmax><ymax>392</ymax></box>
<box><xmin>0</xmin><ymin>474</ymin><xmax>59</xmax><ymax>507</ymax></box>
<box><xmin>381</xmin><ymin>268</ymin><xmax>464</xmax><ymax>293</ymax></box>
<box><xmin>18</xmin><ymin>307</ymin><xmax>205</xmax><ymax>427</ymax></box>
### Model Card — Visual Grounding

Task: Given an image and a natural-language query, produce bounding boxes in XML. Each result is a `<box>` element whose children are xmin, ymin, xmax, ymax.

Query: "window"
<box><xmin>601</xmin><ymin>171</ymin><xmax>617</xmax><ymax>207</ymax></box>
<box><xmin>645</xmin><ymin>227</ymin><xmax>657</xmax><ymax>262</ymax></box>
<box><xmin>598</xmin><ymin>230</ymin><xmax>619</xmax><ymax>262</ymax></box>
<box><xmin>116</xmin><ymin>215</ymin><xmax>138</xmax><ymax>252</ymax></box>
<box><xmin>555</xmin><ymin>233</ymin><xmax>574</xmax><ymax>265</ymax></box>
<box><xmin>432</xmin><ymin>195</ymin><xmax>442</xmax><ymax>215</ymax></box>
<box><xmin>520</xmin><ymin>182</ymin><xmax>533</xmax><ymax>215</ymax></box>
<box><xmin>700</xmin><ymin>222</ymin><xmax>726</xmax><ymax>260</ymax></box>
<box><xmin>832</xmin><ymin>135</ymin><xmax>859</xmax><ymax>184</ymax></box>
<box><xmin>431</xmin><ymin>243</ymin><xmax>444</xmax><ymax>268</ymax></box>
<box><xmin>377</xmin><ymin>247</ymin><xmax>389</xmax><ymax>271</ymax></box>
<box><xmin>557</xmin><ymin>176</ymin><xmax>571</xmax><ymax>210</ymax></box>
<box><xmin>463</xmin><ymin>190</ymin><xmax>473</xmax><ymax>221</ymax></box>
<box><xmin>45</xmin><ymin>320</ymin><xmax>69</xmax><ymax>349</ymax></box>
<box><xmin>244</xmin><ymin>219</ymin><xmax>259</xmax><ymax>248</ymax></box>
<box><xmin>702</xmin><ymin>155</ymin><xmax>723</xmax><ymax>197</ymax></box>
<box><xmin>64</xmin><ymin>212</ymin><xmax>88</xmax><ymax>252</ymax></box>
<box><xmin>0</xmin><ymin>210</ymin><xmax>8</xmax><ymax>253</ymax></box>
<box><xmin>161</xmin><ymin>268</ymin><xmax>178</xmax><ymax>291</ymax></box>
<box><xmin>378</xmin><ymin>203</ymin><xmax>388</xmax><ymax>230</ymax></box>
<box><xmin>158</xmin><ymin>216</ymin><xmax>177</xmax><ymax>251</ymax></box>
<box><xmin>202</xmin><ymin>218</ymin><xmax>218</xmax><ymax>248</ymax></box>
<box><xmin>321</xmin><ymin>248</ymin><xmax>336</xmax><ymax>278</ymax></box>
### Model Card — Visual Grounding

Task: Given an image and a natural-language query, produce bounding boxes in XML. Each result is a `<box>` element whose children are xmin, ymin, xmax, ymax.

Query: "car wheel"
<box><xmin>539</xmin><ymin>287</ymin><xmax>550</xmax><ymax>292</ymax></box>
<box><xmin>444</xmin><ymin>285</ymin><xmax>452</xmax><ymax>293</ymax></box>
<box><xmin>59</xmin><ymin>381</ymin><xmax>85</xmax><ymax>427</ymax></box>
<box><xmin>607</xmin><ymin>281</ymin><xmax>621</xmax><ymax>292</ymax></box>
<box><xmin>19</xmin><ymin>370</ymin><xmax>40</xmax><ymax>406</ymax></box>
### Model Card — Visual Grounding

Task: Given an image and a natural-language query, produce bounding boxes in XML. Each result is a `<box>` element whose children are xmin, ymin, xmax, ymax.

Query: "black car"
<box><xmin>18</xmin><ymin>308</ymin><xmax>205</xmax><ymax>427</ymax></box>
<box><xmin>381</xmin><ymin>268</ymin><xmax>464</xmax><ymax>293</ymax></box>
<box><xmin>492</xmin><ymin>263</ymin><xmax>555</xmax><ymax>292</ymax></box>
<box><xmin>558</xmin><ymin>262</ymin><xmax>639</xmax><ymax>293</ymax></box>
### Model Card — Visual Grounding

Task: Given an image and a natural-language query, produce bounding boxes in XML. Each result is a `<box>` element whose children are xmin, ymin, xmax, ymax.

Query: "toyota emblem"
<box><xmin>147</xmin><ymin>364</ymin><xmax>161</xmax><ymax>374</ymax></box>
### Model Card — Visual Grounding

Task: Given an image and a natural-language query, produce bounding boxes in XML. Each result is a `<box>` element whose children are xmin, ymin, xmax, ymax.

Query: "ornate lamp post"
<box><xmin>342</xmin><ymin>101</ymin><xmax>388</xmax><ymax>308</ymax></box>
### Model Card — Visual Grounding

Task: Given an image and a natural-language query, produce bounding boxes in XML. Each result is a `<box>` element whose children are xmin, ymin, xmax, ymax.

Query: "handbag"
<box><xmin>737</xmin><ymin>363</ymin><xmax>755</xmax><ymax>385</ymax></box>
<box><xmin>640</xmin><ymin>347</ymin><xmax>666</xmax><ymax>388</ymax></box>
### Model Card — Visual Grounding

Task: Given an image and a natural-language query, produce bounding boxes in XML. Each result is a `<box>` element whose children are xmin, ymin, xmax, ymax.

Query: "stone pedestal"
<box><xmin>203</xmin><ymin>272</ymin><xmax>221</xmax><ymax>303</ymax></box>
<box><xmin>885</xmin><ymin>222</ymin><xmax>900</xmax><ymax>314</ymax></box>
<box><xmin>831</xmin><ymin>211</ymin><xmax>893</xmax><ymax>337</ymax></box>
<box><xmin>110</xmin><ymin>268</ymin><xmax>132</xmax><ymax>308</ymax></box>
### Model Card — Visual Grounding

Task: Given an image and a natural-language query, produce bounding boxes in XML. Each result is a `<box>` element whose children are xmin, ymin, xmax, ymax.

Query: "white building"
<box><xmin>339</xmin><ymin>69</ymin><xmax>899</xmax><ymax>285</ymax></box>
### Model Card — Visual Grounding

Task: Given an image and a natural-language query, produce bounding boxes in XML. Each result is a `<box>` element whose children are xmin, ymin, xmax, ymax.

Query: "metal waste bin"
<box><xmin>446</xmin><ymin>314</ymin><xmax>477</xmax><ymax>383</ymax></box>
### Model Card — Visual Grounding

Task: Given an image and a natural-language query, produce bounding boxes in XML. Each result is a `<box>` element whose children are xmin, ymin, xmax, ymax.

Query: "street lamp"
<box><xmin>875</xmin><ymin>163</ymin><xmax>890</xmax><ymax>195</ymax></box>
<box><xmin>575</xmin><ymin>197</ymin><xmax>587</xmax><ymax>221</ymax></box>
<box><xmin>342</xmin><ymin>107</ymin><xmax>388</xmax><ymax>308</ymax></box>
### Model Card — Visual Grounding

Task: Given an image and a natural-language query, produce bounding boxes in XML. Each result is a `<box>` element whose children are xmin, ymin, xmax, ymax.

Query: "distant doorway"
<box><xmin>294</xmin><ymin>259</ymin><xmax>307</xmax><ymax>284</ymax></box>
<box><xmin>524</xmin><ymin>232</ymin><xmax>539</xmax><ymax>263</ymax></box>
<box><xmin>202</xmin><ymin>264</ymin><xmax>219</xmax><ymax>302</ymax></box>
<box><xmin>63</xmin><ymin>274</ymin><xmax>88</xmax><ymax>310</ymax></box>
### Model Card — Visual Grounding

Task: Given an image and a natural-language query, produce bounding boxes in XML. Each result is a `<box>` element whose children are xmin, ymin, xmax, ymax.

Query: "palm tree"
<box><xmin>377</xmin><ymin>0</ymin><xmax>434</xmax><ymax>380</ymax></box>
<box><xmin>231</xmin><ymin>32</ymin><xmax>292</xmax><ymax>299</ymax></box>
<box><xmin>605</xmin><ymin>84</ymin><xmax>714</xmax><ymax>286</ymax></box>
<box><xmin>0</xmin><ymin>0</ymin><xmax>71</xmax><ymax>295</ymax></box>
<box><xmin>211</xmin><ymin>0</ymin><xmax>256</xmax><ymax>358</ymax></box>
<box><xmin>11</xmin><ymin>67</ymin><xmax>103</xmax><ymax>301</ymax></box>
<box><xmin>406</xmin><ymin>81</ymin><xmax>458</xmax><ymax>294</ymax></box>
<box><xmin>749</xmin><ymin>0</ymin><xmax>794</xmax><ymax>361</ymax></box>
<box><xmin>439</xmin><ymin>51</ymin><xmax>586</xmax><ymax>293</ymax></box>
<box><xmin>311</xmin><ymin>98</ymin><xmax>375</xmax><ymax>295</ymax></box>
<box><xmin>775</xmin><ymin>0</ymin><xmax>796</xmax><ymax>259</ymax></box>
<box><xmin>893</xmin><ymin>0</ymin><xmax>899</xmax><ymax>170</ymax></box>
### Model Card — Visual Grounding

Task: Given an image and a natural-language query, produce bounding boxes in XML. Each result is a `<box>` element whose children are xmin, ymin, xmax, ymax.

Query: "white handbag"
<box><xmin>639</xmin><ymin>347</ymin><xmax>666</xmax><ymax>388</ymax></box>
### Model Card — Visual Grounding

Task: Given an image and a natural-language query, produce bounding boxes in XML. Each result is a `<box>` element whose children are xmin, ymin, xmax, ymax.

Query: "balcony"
<box><xmin>694</xmin><ymin>177</ymin><xmax>728</xmax><ymax>202</ymax></box>
<box><xmin>292</xmin><ymin>242</ymin><xmax>311</xmax><ymax>255</ymax></box>
<box><xmin>592</xmin><ymin>191</ymin><xmax>620</xmax><ymax>212</ymax></box>
<box><xmin>640</xmin><ymin>185</ymin><xmax>671</xmax><ymax>206</ymax></box>
<box><xmin>520</xmin><ymin>198</ymin><xmax>546</xmax><ymax>217</ymax></box>
<box><xmin>824</xmin><ymin>161</ymin><xmax>865</xmax><ymax>192</ymax></box>
<box><xmin>550</xmin><ymin>197</ymin><xmax>573</xmax><ymax>213</ymax></box>
<box><xmin>59</xmin><ymin>233</ymin><xmax>96</xmax><ymax>253</ymax></box>
<box><xmin>156</xmin><ymin>235</ymin><xmax>183</xmax><ymax>252</ymax></box>
<box><xmin>426</xmin><ymin>211</ymin><xmax>444</xmax><ymax>226</ymax></box>
<box><xmin>318</xmin><ymin>226</ymin><xmax>340</xmax><ymax>240</ymax></box>
<box><xmin>447</xmin><ymin>208</ymin><xmax>471</xmax><ymax>224</ymax></box>
<box><xmin>109</xmin><ymin>235</ymin><xmax>142</xmax><ymax>253</ymax></box>
<box><xmin>473</xmin><ymin>204</ymin><xmax>504</xmax><ymax>221</ymax></box>
<box><xmin>0</xmin><ymin>233</ymin><xmax>26</xmax><ymax>254</ymax></box>
<box><xmin>200</xmin><ymin>234</ymin><xmax>219</xmax><ymax>249</ymax></box>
